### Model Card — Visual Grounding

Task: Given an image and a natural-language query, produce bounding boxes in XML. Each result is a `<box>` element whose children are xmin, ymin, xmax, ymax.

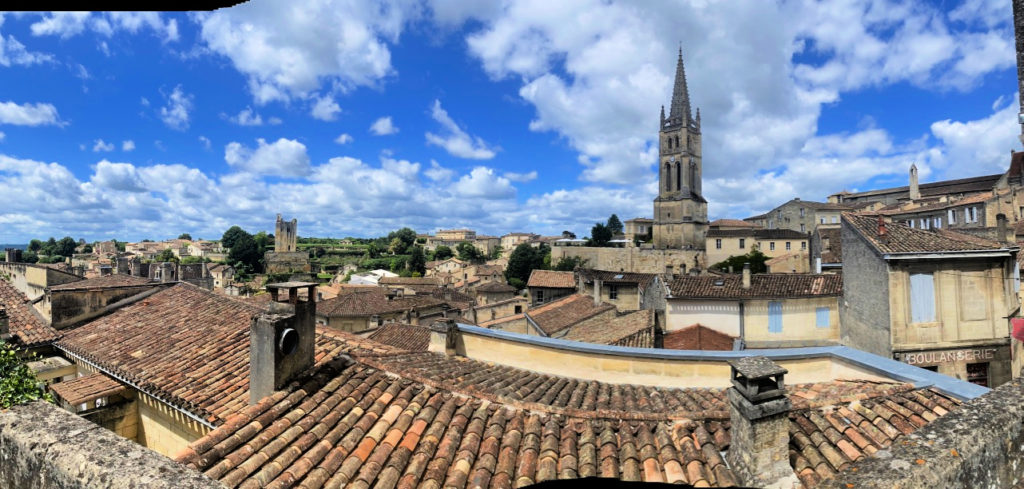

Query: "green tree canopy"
<box><xmin>408</xmin><ymin>245</ymin><xmax>426</xmax><ymax>275</ymax></box>
<box><xmin>253</xmin><ymin>231</ymin><xmax>271</xmax><ymax>255</ymax></box>
<box><xmin>386</xmin><ymin>228</ymin><xmax>417</xmax><ymax>255</ymax></box>
<box><xmin>27</xmin><ymin>239</ymin><xmax>42</xmax><ymax>252</ymax></box>
<box><xmin>456</xmin><ymin>242</ymin><xmax>485</xmax><ymax>263</ymax></box>
<box><xmin>178</xmin><ymin>233</ymin><xmax>193</xmax><ymax>241</ymax></box>
<box><xmin>606</xmin><ymin>214</ymin><xmax>623</xmax><ymax>235</ymax></box>
<box><xmin>54</xmin><ymin>236</ymin><xmax>77</xmax><ymax>257</ymax></box>
<box><xmin>561</xmin><ymin>230</ymin><xmax>576</xmax><ymax>239</ymax></box>
<box><xmin>490</xmin><ymin>245</ymin><xmax>503</xmax><ymax>260</ymax></box>
<box><xmin>505</xmin><ymin>243</ymin><xmax>548</xmax><ymax>286</ymax></box>
<box><xmin>228</xmin><ymin>232</ymin><xmax>261</xmax><ymax>272</ymax></box>
<box><xmin>588</xmin><ymin>223</ymin><xmax>613</xmax><ymax>247</ymax></box>
<box><xmin>221</xmin><ymin>226</ymin><xmax>248</xmax><ymax>249</ymax></box>
<box><xmin>0</xmin><ymin>340</ymin><xmax>53</xmax><ymax>408</ymax></box>
<box><xmin>711</xmin><ymin>249</ymin><xmax>769</xmax><ymax>274</ymax></box>
<box><xmin>433</xmin><ymin>245</ymin><xmax>453</xmax><ymax>261</ymax></box>
<box><xmin>553</xmin><ymin>255</ymin><xmax>588</xmax><ymax>272</ymax></box>
<box><xmin>155</xmin><ymin>248</ymin><xmax>179</xmax><ymax>263</ymax></box>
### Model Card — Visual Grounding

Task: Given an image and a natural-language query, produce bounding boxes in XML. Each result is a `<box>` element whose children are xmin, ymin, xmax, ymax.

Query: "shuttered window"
<box><xmin>769</xmin><ymin>301</ymin><xmax>783</xmax><ymax>333</ymax></box>
<box><xmin>909</xmin><ymin>273</ymin><xmax>936</xmax><ymax>323</ymax></box>
<box><xmin>816</xmin><ymin>307</ymin><xmax>830</xmax><ymax>328</ymax></box>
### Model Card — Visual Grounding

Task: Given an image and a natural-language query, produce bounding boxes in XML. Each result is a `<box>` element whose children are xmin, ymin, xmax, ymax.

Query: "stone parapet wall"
<box><xmin>819</xmin><ymin>375</ymin><xmax>1024</xmax><ymax>489</ymax></box>
<box><xmin>0</xmin><ymin>401</ymin><xmax>220</xmax><ymax>489</ymax></box>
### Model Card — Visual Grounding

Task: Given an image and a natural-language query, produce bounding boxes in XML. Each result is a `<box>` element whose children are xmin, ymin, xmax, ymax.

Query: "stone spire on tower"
<box><xmin>669</xmin><ymin>45</ymin><xmax>691</xmax><ymax>123</ymax></box>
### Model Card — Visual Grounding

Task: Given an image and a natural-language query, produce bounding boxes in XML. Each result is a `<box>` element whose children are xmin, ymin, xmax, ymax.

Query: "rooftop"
<box><xmin>663</xmin><ymin>324</ymin><xmax>736</xmax><ymax>351</ymax></box>
<box><xmin>832</xmin><ymin>173</ymin><xmax>1003</xmax><ymax>200</ymax></box>
<box><xmin>473</xmin><ymin>281</ymin><xmax>516</xmax><ymax>293</ymax></box>
<box><xmin>843</xmin><ymin>213</ymin><xmax>1014</xmax><ymax>256</ymax></box>
<box><xmin>47</xmin><ymin>274</ymin><xmax>154</xmax><ymax>291</ymax></box>
<box><xmin>0</xmin><ymin>279</ymin><xmax>59</xmax><ymax>347</ymax></box>
<box><xmin>705</xmin><ymin>228</ymin><xmax>809</xmax><ymax>239</ymax></box>
<box><xmin>560</xmin><ymin>309</ymin><xmax>655</xmax><ymax>348</ymax></box>
<box><xmin>526</xmin><ymin>269</ymin><xmax>576</xmax><ymax>289</ymax></box>
<box><xmin>365</xmin><ymin>322</ymin><xmax>431</xmax><ymax>352</ymax></box>
<box><xmin>317</xmin><ymin>288</ymin><xmax>449</xmax><ymax>318</ymax></box>
<box><xmin>576</xmin><ymin>269</ymin><xmax>658</xmax><ymax>290</ymax></box>
<box><xmin>527</xmin><ymin>293</ymin><xmax>616</xmax><ymax>336</ymax></box>
<box><xmin>668</xmin><ymin>273</ymin><xmax>842</xmax><ymax>300</ymax></box>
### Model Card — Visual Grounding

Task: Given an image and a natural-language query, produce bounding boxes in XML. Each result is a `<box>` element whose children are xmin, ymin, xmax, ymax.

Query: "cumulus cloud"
<box><xmin>224</xmin><ymin>137</ymin><xmax>311</xmax><ymax>177</ymax></box>
<box><xmin>425</xmin><ymin>99</ymin><xmax>497</xmax><ymax>159</ymax></box>
<box><xmin>504</xmin><ymin>170</ymin><xmax>537</xmax><ymax>183</ymax></box>
<box><xmin>370</xmin><ymin>116</ymin><xmax>398</xmax><ymax>135</ymax></box>
<box><xmin>0</xmin><ymin>131</ymin><xmax>5</xmax><ymax>142</ymax></box>
<box><xmin>195</xmin><ymin>1</ymin><xmax>414</xmax><ymax>104</ymax></box>
<box><xmin>122</xmin><ymin>140</ymin><xmax>135</xmax><ymax>151</ymax></box>
<box><xmin>30</xmin><ymin>12</ymin><xmax>178</xmax><ymax>43</ymax></box>
<box><xmin>91</xmin><ymin>159</ymin><xmax>145</xmax><ymax>192</ymax></box>
<box><xmin>226</xmin><ymin>107</ymin><xmax>279</xmax><ymax>126</ymax></box>
<box><xmin>198</xmin><ymin>135</ymin><xmax>211</xmax><ymax>149</ymax></box>
<box><xmin>311</xmin><ymin>96</ymin><xmax>341</xmax><ymax>121</ymax></box>
<box><xmin>159</xmin><ymin>85</ymin><xmax>193</xmax><ymax>131</ymax></box>
<box><xmin>451</xmin><ymin>167</ymin><xmax>515</xmax><ymax>199</ymax></box>
<box><xmin>0</xmin><ymin>24</ymin><xmax>54</xmax><ymax>67</ymax></box>
<box><xmin>92</xmin><ymin>139</ymin><xmax>114</xmax><ymax>152</ymax></box>
<box><xmin>334</xmin><ymin>133</ymin><xmax>353</xmax><ymax>144</ymax></box>
<box><xmin>424</xmin><ymin>159</ymin><xmax>454</xmax><ymax>182</ymax></box>
<box><xmin>0</xmin><ymin>101</ymin><xmax>63</xmax><ymax>126</ymax></box>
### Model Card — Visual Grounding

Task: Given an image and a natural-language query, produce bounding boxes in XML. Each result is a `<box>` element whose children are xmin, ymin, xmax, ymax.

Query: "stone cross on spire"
<box><xmin>669</xmin><ymin>44</ymin><xmax>691</xmax><ymax>122</ymax></box>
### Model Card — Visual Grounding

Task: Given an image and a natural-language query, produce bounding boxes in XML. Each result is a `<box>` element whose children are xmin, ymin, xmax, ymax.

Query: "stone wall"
<box><xmin>264</xmin><ymin>251</ymin><xmax>310</xmax><ymax>274</ymax></box>
<box><xmin>0</xmin><ymin>401</ymin><xmax>220</xmax><ymax>489</ymax></box>
<box><xmin>819</xmin><ymin>375</ymin><xmax>1024</xmax><ymax>489</ymax></box>
<box><xmin>47</xmin><ymin>285</ymin><xmax>158</xmax><ymax>329</ymax></box>
<box><xmin>838</xmin><ymin>220</ymin><xmax>893</xmax><ymax>357</ymax></box>
<box><xmin>551</xmin><ymin>245</ymin><xmax>704</xmax><ymax>275</ymax></box>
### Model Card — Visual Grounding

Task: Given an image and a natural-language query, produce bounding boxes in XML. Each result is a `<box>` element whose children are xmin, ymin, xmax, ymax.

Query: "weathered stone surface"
<box><xmin>0</xmin><ymin>401</ymin><xmax>221</xmax><ymax>489</ymax></box>
<box><xmin>819</xmin><ymin>376</ymin><xmax>1024</xmax><ymax>489</ymax></box>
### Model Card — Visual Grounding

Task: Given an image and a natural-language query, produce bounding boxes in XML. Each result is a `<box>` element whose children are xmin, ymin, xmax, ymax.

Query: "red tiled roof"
<box><xmin>844</xmin><ymin>213</ymin><xmax>1010</xmax><ymax>255</ymax></box>
<box><xmin>317</xmin><ymin>288</ymin><xmax>448</xmax><ymax>317</ymax></box>
<box><xmin>366</xmin><ymin>323</ymin><xmax>431</xmax><ymax>352</ymax></box>
<box><xmin>474</xmin><ymin>281</ymin><xmax>516</xmax><ymax>293</ymax></box>
<box><xmin>526</xmin><ymin>294</ymin><xmax>615</xmax><ymax>336</ymax></box>
<box><xmin>378</xmin><ymin>277</ymin><xmax>440</xmax><ymax>286</ymax></box>
<box><xmin>561</xmin><ymin>309</ymin><xmax>655</xmax><ymax>347</ymax></box>
<box><xmin>49</xmin><ymin>372</ymin><xmax>126</xmax><ymax>406</ymax></box>
<box><xmin>668</xmin><ymin>274</ymin><xmax>842</xmax><ymax>300</ymax></box>
<box><xmin>527</xmin><ymin>269</ymin><xmax>575</xmax><ymax>289</ymax></box>
<box><xmin>48</xmin><ymin>273</ymin><xmax>153</xmax><ymax>291</ymax></box>
<box><xmin>577</xmin><ymin>269</ymin><xmax>658</xmax><ymax>290</ymax></box>
<box><xmin>0</xmin><ymin>279</ymin><xmax>58</xmax><ymax>347</ymax></box>
<box><xmin>709</xmin><ymin>218</ymin><xmax>759</xmax><ymax>228</ymax></box>
<box><xmin>177</xmin><ymin>339</ymin><xmax>961</xmax><ymax>489</ymax></box>
<box><xmin>663</xmin><ymin>324</ymin><xmax>735</xmax><ymax>351</ymax></box>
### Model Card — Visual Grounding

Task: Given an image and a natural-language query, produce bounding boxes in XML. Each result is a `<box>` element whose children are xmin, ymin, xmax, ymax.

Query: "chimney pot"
<box><xmin>250</xmin><ymin>282</ymin><xmax>317</xmax><ymax>405</ymax></box>
<box><xmin>725</xmin><ymin>356</ymin><xmax>796</xmax><ymax>487</ymax></box>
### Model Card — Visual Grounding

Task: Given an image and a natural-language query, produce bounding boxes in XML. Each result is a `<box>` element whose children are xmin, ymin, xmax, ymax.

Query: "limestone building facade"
<box><xmin>652</xmin><ymin>48</ymin><xmax>708</xmax><ymax>250</ymax></box>
<box><xmin>274</xmin><ymin>214</ymin><xmax>298</xmax><ymax>252</ymax></box>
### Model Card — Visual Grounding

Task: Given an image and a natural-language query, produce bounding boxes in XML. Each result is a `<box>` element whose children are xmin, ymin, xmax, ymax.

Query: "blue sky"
<box><xmin>0</xmin><ymin>1</ymin><xmax>1019</xmax><ymax>243</ymax></box>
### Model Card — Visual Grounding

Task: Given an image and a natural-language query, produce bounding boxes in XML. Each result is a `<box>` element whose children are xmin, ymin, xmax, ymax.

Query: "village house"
<box><xmin>840</xmin><ymin>213</ymin><xmax>1021</xmax><ymax>387</ymax></box>
<box><xmin>744</xmin><ymin>198</ymin><xmax>860</xmax><ymax>234</ymax></box>
<box><xmin>206</xmin><ymin>263</ymin><xmax>234</xmax><ymax>289</ymax></box>
<box><xmin>377</xmin><ymin>276</ymin><xmax>441</xmax><ymax>295</ymax></box>
<box><xmin>467</xmin><ymin>296</ymin><xmax>527</xmax><ymax>325</ymax></box>
<box><xmin>499</xmin><ymin>232</ymin><xmax>538</xmax><ymax>255</ymax></box>
<box><xmin>623</xmin><ymin>217</ymin><xmax>654</xmax><ymax>242</ymax></box>
<box><xmin>37</xmin><ymin>274</ymin><xmax>161</xmax><ymax>330</ymax></box>
<box><xmin>667</xmin><ymin>267</ymin><xmax>843</xmax><ymax>349</ymax></box>
<box><xmin>347</xmin><ymin>268</ymin><xmax>397</xmax><ymax>285</ymax></box>
<box><xmin>705</xmin><ymin>227</ymin><xmax>810</xmax><ymax>268</ymax></box>
<box><xmin>526</xmin><ymin>269</ymin><xmax>576</xmax><ymax>305</ymax></box>
<box><xmin>575</xmin><ymin>268</ymin><xmax>664</xmax><ymax>312</ymax></box>
<box><xmin>315</xmin><ymin>287</ymin><xmax>454</xmax><ymax>333</ymax></box>
<box><xmin>0</xmin><ymin>261</ymin><xmax>83</xmax><ymax>300</ymax></box>
<box><xmin>480</xmin><ymin>293</ymin><xmax>616</xmax><ymax>338</ymax></box>
<box><xmin>472</xmin><ymin>280</ymin><xmax>517</xmax><ymax>305</ymax></box>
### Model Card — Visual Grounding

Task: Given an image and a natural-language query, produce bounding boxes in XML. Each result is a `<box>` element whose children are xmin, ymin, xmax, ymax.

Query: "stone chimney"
<box><xmin>877</xmin><ymin>215</ymin><xmax>889</xmax><ymax>244</ymax></box>
<box><xmin>428</xmin><ymin>318</ymin><xmax>459</xmax><ymax>356</ymax></box>
<box><xmin>997</xmin><ymin>213</ymin><xmax>1008</xmax><ymax>243</ymax></box>
<box><xmin>909</xmin><ymin>163</ymin><xmax>920</xmax><ymax>201</ymax></box>
<box><xmin>725</xmin><ymin>356</ymin><xmax>797</xmax><ymax>488</ymax></box>
<box><xmin>249</xmin><ymin>282</ymin><xmax>317</xmax><ymax>404</ymax></box>
<box><xmin>593</xmin><ymin>278</ymin><xmax>603</xmax><ymax>306</ymax></box>
<box><xmin>742</xmin><ymin>263</ymin><xmax>751</xmax><ymax>289</ymax></box>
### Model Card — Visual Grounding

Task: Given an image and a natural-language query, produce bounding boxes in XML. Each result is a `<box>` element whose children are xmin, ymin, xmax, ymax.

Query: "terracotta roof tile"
<box><xmin>576</xmin><ymin>269</ymin><xmax>658</xmax><ymax>290</ymax></box>
<box><xmin>668</xmin><ymin>274</ymin><xmax>841</xmax><ymax>299</ymax></box>
<box><xmin>365</xmin><ymin>323</ymin><xmax>431</xmax><ymax>352</ymax></box>
<box><xmin>48</xmin><ymin>274</ymin><xmax>153</xmax><ymax>291</ymax></box>
<box><xmin>561</xmin><ymin>309</ymin><xmax>655</xmax><ymax>348</ymax></box>
<box><xmin>0</xmin><ymin>279</ymin><xmax>59</xmax><ymax>347</ymax></box>
<box><xmin>527</xmin><ymin>270</ymin><xmax>575</xmax><ymax>289</ymax></box>
<box><xmin>473</xmin><ymin>281</ymin><xmax>515</xmax><ymax>293</ymax></box>
<box><xmin>708</xmin><ymin>219</ymin><xmax>759</xmax><ymax>228</ymax></box>
<box><xmin>317</xmin><ymin>288</ymin><xmax>449</xmax><ymax>317</ymax></box>
<box><xmin>49</xmin><ymin>372</ymin><xmax>126</xmax><ymax>406</ymax></box>
<box><xmin>844</xmin><ymin>213</ymin><xmax>1011</xmax><ymax>254</ymax></box>
<box><xmin>526</xmin><ymin>294</ymin><xmax>616</xmax><ymax>336</ymax></box>
<box><xmin>663</xmin><ymin>325</ymin><xmax>735</xmax><ymax>351</ymax></box>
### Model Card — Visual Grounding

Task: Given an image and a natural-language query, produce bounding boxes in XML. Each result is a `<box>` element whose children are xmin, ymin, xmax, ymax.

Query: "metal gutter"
<box><xmin>882</xmin><ymin>250</ymin><xmax>1013</xmax><ymax>260</ymax></box>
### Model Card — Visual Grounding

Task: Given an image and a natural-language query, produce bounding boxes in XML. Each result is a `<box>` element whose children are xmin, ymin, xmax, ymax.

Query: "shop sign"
<box><xmin>902</xmin><ymin>348</ymin><xmax>997</xmax><ymax>365</ymax></box>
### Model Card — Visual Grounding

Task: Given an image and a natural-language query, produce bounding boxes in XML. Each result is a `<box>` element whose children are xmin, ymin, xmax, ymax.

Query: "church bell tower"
<box><xmin>652</xmin><ymin>47</ymin><xmax>707</xmax><ymax>250</ymax></box>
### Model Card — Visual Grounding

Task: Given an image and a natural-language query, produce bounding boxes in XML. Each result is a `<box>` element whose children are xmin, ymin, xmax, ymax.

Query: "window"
<box><xmin>608</xmin><ymin>285</ymin><xmax>619</xmax><ymax>300</ymax></box>
<box><xmin>820</xmin><ymin>217</ymin><xmax>825</xmax><ymax>224</ymax></box>
<box><xmin>777</xmin><ymin>210</ymin><xmax>783</xmax><ymax>219</ymax></box>
<box><xmin>739</xmin><ymin>238</ymin><xmax>745</xmax><ymax>249</ymax></box>
<box><xmin>909</xmin><ymin>272</ymin><xmax>936</xmax><ymax>323</ymax></box>
<box><xmin>967</xmin><ymin>363</ymin><xmax>989</xmax><ymax>387</ymax></box>
<box><xmin>768</xmin><ymin>301</ymin><xmax>783</xmax><ymax>333</ymax></box>
<box><xmin>769</xmin><ymin>242</ymin><xmax>775</xmax><ymax>251</ymax></box>
<box><xmin>968</xmin><ymin>207</ymin><xmax>978</xmax><ymax>223</ymax></box>
<box><xmin>831</xmin><ymin>216</ymin><xmax>837</xmax><ymax>224</ymax></box>
<box><xmin>815</xmin><ymin>307</ymin><xmax>830</xmax><ymax>328</ymax></box>
<box><xmin>800</xmin><ymin>224</ymin><xmax>806</xmax><ymax>232</ymax></box>
<box><xmin>799</xmin><ymin>208</ymin><xmax>805</xmax><ymax>217</ymax></box>
<box><xmin>536</xmin><ymin>290</ymin><xmax>545</xmax><ymax>304</ymax></box>
<box><xmin>948</xmin><ymin>209</ymin><xmax>955</xmax><ymax>224</ymax></box>
<box><xmin>933</xmin><ymin>217</ymin><xmax>941</xmax><ymax>229</ymax></box>
<box><xmin>514</xmin><ymin>305</ymin><xmax>522</xmax><ymax>314</ymax></box>
<box><xmin>920</xmin><ymin>218</ymin><xmax>928</xmax><ymax>230</ymax></box>
<box><xmin>715</xmin><ymin>238</ymin><xmax>722</xmax><ymax>249</ymax></box>
<box><xmin>909</xmin><ymin>220</ymin><xmax>915</xmax><ymax>228</ymax></box>
<box><xmin>785</xmin><ymin>242</ymin><xmax>791</xmax><ymax>251</ymax></box>
<box><xmin>801</xmin><ymin>241</ymin><xmax>807</xmax><ymax>250</ymax></box>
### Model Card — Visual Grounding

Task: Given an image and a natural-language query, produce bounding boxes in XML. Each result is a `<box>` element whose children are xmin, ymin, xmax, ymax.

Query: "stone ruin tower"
<box><xmin>275</xmin><ymin>214</ymin><xmax>298</xmax><ymax>253</ymax></box>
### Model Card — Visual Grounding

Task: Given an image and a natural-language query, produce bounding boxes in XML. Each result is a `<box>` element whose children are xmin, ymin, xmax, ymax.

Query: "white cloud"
<box><xmin>198</xmin><ymin>136</ymin><xmax>211</xmax><ymax>150</ymax></box>
<box><xmin>0</xmin><ymin>28</ymin><xmax>54</xmax><ymax>67</ymax></box>
<box><xmin>29</xmin><ymin>12</ymin><xmax>91</xmax><ymax>39</ymax></box>
<box><xmin>0</xmin><ymin>131</ymin><xmax>5</xmax><ymax>142</ymax></box>
<box><xmin>311</xmin><ymin>96</ymin><xmax>341</xmax><ymax>121</ymax></box>
<box><xmin>451</xmin><ymin>166</ymin><xmax>515</xmax><ymax>199</ymax></box>
<box><xmin>504</xmin><ymin>170</ymin><xmax>537</xmax><ymax>183</ymax></box>
<box><xmin>424</xmin><ymin>99</ymin><xmax>497</xmax><ymax>159</ymax></box>
<box><xmin>159</xmin><ymin>85</ymin><xmax>193</xmax><ymax>131</ymax></box>
<box><xmin>30</xmin><ymin>12</ymin><xmax>178</xmax><ymax>43</ymax></box>
<box><xmin>227</xmin><ymin>107</ymin><xmax>269</xmax><ymax>126</ymax></box>
<box><xmin>92</xmin><ymin>139</ymin><xmax>114</xmax><ymax>152</ymax></box>
<box><xmin>929</xmin><ymin>94</ymin><xmax>1019</xmax><ymax>177</ymax></box>
<box><xmin>370</xmin><ymin>116</ymin><xmax>398</xmax><ymax>135</ymax></box>
<box><xmin>424</xmin><ymin>159</ymin><xmax>454</xmax><ymax>182</ymax></box>
<box><xmin>334</xmin><ymin>133</ymin><xmax>353</xmax><ymax>144</ymax></box>
<box><xmin>91</xmin><ymin>159</ymin><xmax>145</xmax><ymax>192</ymax></box>
<box><xmin>224</xmin><ymin>137</ymin><xmax>311</xmax><ymax>177</ymax></box>
<box><xmin>0</xmin><ymin>101</ymin><xmax>63</xmax><ymax>126</ymax></box>
<box><xmin>195</xmin><ymin>1</ymin><xmax>416</xmax><ymax>104</ymax></box>
<box><xmin>122</xmin><ymin>140</ymin><xmax>135</xmax><ymax>151</ymax></box>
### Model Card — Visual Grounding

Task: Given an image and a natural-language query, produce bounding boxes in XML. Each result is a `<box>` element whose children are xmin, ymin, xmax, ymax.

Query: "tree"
<box><xmin>221</xmin><ymin>226</ymin><xmax>248</xmax><ymax>249</ymax></box>
<box><xmin>54</xmin><ymin>236</ymin><xmax>77</xmax><ymax>257</ymax></box>
<box><xmin>561</xmin><ymin>230</ymin><xmax>576</xmax><ymax>239</ymax></box>
<box><xmin>21</xmin><ymin>251</ymin><xmax>38</xmax><ymax>264</ymax></box>
<box><xmin>588</xmin><ymin>223</ymin><xmax>613</xmax><ymax>247</ymax></box>
<box><xmin>490</xmin><ymin>245</ymin><xmax>503</xmax><ymax>260</ymax></box>
<box><xmin>41</xmin><ymin>237</ymin><xmax>57</xmax><ymax>256</ymax></box>
<box><xmin>387</xmin><ymin>227</ymin><xmax>417</xmax><ymax>255</ymax></box>
<box><xmin>253</xmin><ymin>231</ymin><xmax>271</xmax><ymax>256</ymax></box>
<box><xmin>553</xmin><ymin>255</ymin><xmax>588</xmax><ymax>271</ymax></box>
<box><xmin>178</xmin><ymin>233</ymin><xmax>193</xmax><ymax>241</ymax></box>
<box><xmin>456</xmin><ymin>242</ymin><xmax>484</xmax><ymax>263</ymax></box>
<box><xmin>434</xmin><ymin>245</ymin><xmax>453</xmax><ymax>261</ymax></box>
<box><xmin>0</xmin><ymin>340</ymin><xmax>53</xmax><ymax>408</ymax></box>
<box><xmin>606</xmin><ymin>214</ymin><xmax>624</xmax><ymax>235</ymax></box>
<box><xmin>27</xmin><ymin>239</ymin><xmax>41</xmax><ymax>252</ymax></box>
<box><xmin>711</xmin><ymin>249</ymin><xmax>769</xmax><ymax>274</ymax></box>
<box><xmin>505</xmin><ymin>243</ymin><xmax>548</xmax><ymax>286</ymax></box>
<box><xmin>82</xmin><ymin>244</ymin><xmax>93</xmax><ymax>254</ymax></box>
<box><xmin>228</xmin><ymin>232</ymin><xmax>261</xmax><ymax>272</ymax></box>
<box><xmin>365</xmin><ymin>242</ymin><xmax>382</xmax><ymax>259</ymax></box>
<box><xmin>408</xmin><ymin>245</ymin><xmax>426</xmax><ymax>275</ymax></box>
<box><xmin>388</xmin><ymin>237</ymin><xmax>405</xmax><ymax>255</ymax></box>
<box><xmin>155</xmin><ymin>248</ymin><xmax>179</xmax><ymax>263</ymax></box>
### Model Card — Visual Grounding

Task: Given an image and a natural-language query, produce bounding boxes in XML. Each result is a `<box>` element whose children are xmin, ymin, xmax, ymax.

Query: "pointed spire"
<box><xmin>669</xmin><ymin>44</ymin><xmax>691</xmax><ymax>122</ymax></box>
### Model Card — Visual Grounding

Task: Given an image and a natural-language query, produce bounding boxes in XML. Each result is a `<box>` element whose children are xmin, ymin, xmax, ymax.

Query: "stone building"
<box><xmin>265</xmin><ymin>214</ymin><xmax>310</xmax><ymax>274</ymax></box>
<box><xmin>575</xmin><ymin>269</ymin><xmax>664</xmax><ymax>313</ymax></box>
<box><xmin>623</xmin><ymin>217</ymin><xmax>654</xmax><ymax>242</ymax></box>
<box><xmin>652</xmin><ymin>48</ymin><xmax>707</xmax><ymax>250</ymax></box>
<box><xmin>526</xmin><ymin>269</ymin><xmax>576</xmax><ymax>305</ymax></box>
<box><xmin>274</xmin><ymin>213</ymin><xmax>298</xmax><ymax>252</ymax></box>
<box><xmin>744</xmin><ymin>198</ymin><xmax>859</xmax><ymax>234</ymax></box>
<box><xmin>840</xmin><ymin>213</ymin><xmax>1021</xmax><ymax>387</ymax></box>
<box><xmin>706</xmin><ymin>228</ymin><xmax>810</xmax><ymax>267</ymax></box>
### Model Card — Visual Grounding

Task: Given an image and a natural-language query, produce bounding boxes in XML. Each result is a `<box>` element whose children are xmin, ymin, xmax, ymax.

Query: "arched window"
<box><xmin>675</xmin><ymin>162</ymin><xmax>682</xmax><ymax>191</ymax></box>
<box><xmin>675</xmin><ymin>135</ymin><xmax>680</xmax><ymax>148</ymax></box>
<box><xmin>664</xmin><ymin>163</ymin><xmax>672</xmax><ymax>191</ymax></box>
<box><xmin>689</xmin><ymin>161</ymin><xmax>698</xmax><ymax>194</ymax></box>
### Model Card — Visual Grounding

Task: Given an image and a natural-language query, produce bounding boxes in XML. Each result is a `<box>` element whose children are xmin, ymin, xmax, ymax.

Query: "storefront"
<box><xmin>894</xmin><ymin>344</ymin><xmax>1011</xmax><ymax>387</ymax></box>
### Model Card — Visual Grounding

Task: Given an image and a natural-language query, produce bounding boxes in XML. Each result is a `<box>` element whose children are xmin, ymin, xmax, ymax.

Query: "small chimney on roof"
<box><xmin>725</xmin><ymin>356</ymin><xmax>797</xmax><ymax>487</ymax></box>
<box><xmin>742</xmin><ymin>263</ymin><xmax>751</xmax><ymax>289</ymax></box>
<box><xmin>997</xmin><ymin>213</ymin><xmax>1008</xmax><ymax>243</ymax></box>
<box><xmin>593</xmin><ymin>278</ymin><xmax>603</xmax><ymax>306</ymax></box>
<box><xmin>877</xmin><ymin>216</ymin><xmax>889</xmax><ymax>243</ymax></box>
<box><xmin>428</xmin><ymin>318</ymin><xmax>460</xmax><ymax>356</ymax></box>
<box><xmin>909</xmin><ymin>163</ymin><xmax>920</xmax><ymax>201</ymax></box>
<box><xmin>249</xmin><ymin>282</ymin><xmax>317</xmax><ymax>405</ymax></box>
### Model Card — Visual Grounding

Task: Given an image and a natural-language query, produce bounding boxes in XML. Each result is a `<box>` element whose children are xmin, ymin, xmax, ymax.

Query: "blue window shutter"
<box><xmin>816</xmin><ymin>307</ymin><xmax>829</xmax><ymax>328</ymax></box>
<box><xmin>769</xmin><ymin>301</ymin><xmax>783</xmax><ymax>333</ymax></box>
<box><xmin>909</xmin><ymin>273</ymin><xmax>936</xmax><ymax>323</ymax></box>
